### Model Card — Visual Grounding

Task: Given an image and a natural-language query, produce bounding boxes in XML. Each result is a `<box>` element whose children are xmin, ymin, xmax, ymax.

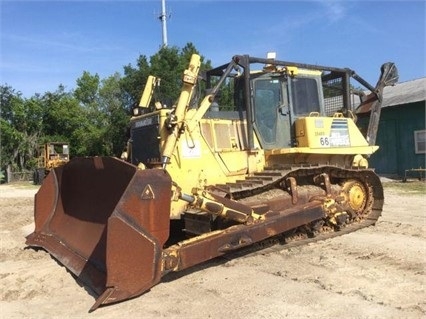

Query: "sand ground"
<box><xmin>0</xmin><ymin>181</ymin><xmax>425</xmax><ymax>319</ymax></box>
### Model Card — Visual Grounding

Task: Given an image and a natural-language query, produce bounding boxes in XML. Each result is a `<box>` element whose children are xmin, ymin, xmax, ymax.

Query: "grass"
<box><xmin>382</xmin><ymin>179</ymin><xmax>426</xmax><ymax>195</ymax></box>
<box><xmin>3</xmin><ymin>181</ymin><xmax>39</xmax><ymax>189</ymax></box>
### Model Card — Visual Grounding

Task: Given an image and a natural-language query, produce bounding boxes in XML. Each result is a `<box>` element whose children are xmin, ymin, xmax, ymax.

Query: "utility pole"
<box><xmin>159</xmin><ymin>0</ymin><xmax>168</xmax><ymax>47</ymax></box>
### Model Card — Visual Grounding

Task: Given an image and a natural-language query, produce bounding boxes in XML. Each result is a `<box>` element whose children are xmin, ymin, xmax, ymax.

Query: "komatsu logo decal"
<box><xmin>134</xmin><ymin>117</ymin><xmax>155</xmax><ymax>128</ymax></box>
<box><xmin>329</xmin><ymin>119</ymin><xmax>350</xmax><ymax>146</ymax></box>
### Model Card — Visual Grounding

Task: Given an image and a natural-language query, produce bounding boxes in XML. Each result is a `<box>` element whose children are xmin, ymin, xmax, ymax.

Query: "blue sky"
<box><xmin>1</xmin><ymin>0</ymin><xmax>425</xmax><ymax>97</ymax></box>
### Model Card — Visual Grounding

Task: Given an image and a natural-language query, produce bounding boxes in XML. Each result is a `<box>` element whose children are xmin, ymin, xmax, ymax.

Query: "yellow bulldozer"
<box><xmin>26</xmin><ymin>54</ymin><xmax>398</xmax><ymax>311</ymax></box>
<box><xmin>33</xmin><ymin>142</ymin><xmax>70</xmax><ymax>185</ymax></box>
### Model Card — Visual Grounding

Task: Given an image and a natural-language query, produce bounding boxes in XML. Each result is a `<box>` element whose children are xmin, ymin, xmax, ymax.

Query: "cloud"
<box><xmin>315</xmin><ymin>0</ymin><xmax>348</xmax><ymax>22</ymax></box>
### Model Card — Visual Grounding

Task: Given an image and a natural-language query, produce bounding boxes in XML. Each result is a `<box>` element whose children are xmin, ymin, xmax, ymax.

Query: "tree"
<box><xmin>0</xmin><ymin>85</ymin><xmax>17</xmax><ymax>121</ymax></box>
<box><xmin>72</xmin><ymin>72</ymin><xmax>111</xmax><ymax>156</ymax></box>
<box><xmin>72</xmin><ymin>71</ymin><xmax>129</xmax><ymax>156</ymax></box>
<box><xmin>0</xmin><ymin>117</ymin><xmax>21</xmax><ymax>170</ymax></box>
<box><xmin>99</xmin><ymin>72</ymin><xmax>129</xmax><ymax>156</ymax></box>
<box><xmin>41</xmin><ymin>85</ymin><xmax>83</xmax><ymax>155</ymax></box>
<box><xmin>121</xmin><ymin>55</ymin><xmax>151</xmax><ymax>109</ymax></box>
<box><xmin>120</xmin><ymin>44</ymin><xmax>212</xmax><ymax>111</ymax></box>
<box><xmin>74</xmin><ymin>71</ymin><xmax>100</xmax><ymax>107</ymax></box>
<box><xmin>1</xmin><ymin>43</ymin><xmax>213</xmax><ymax>174</ymax></box>
<box><xmin>0</xmin><ymin>85</ymin><xmax>44</xmax><ymax>170</ymax></box>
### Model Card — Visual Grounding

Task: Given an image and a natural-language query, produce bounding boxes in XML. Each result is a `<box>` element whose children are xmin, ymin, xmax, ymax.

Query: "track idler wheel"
<box><xmin>341</xmin><ymin>179</ymin><xmax>368</xmax><ymax>217</ymax></box>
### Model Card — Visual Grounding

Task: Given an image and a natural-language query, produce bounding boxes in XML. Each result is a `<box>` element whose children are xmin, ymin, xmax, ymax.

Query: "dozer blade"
<box><xmin>26</xmin><ymin>157</ymin><xmax>172</xmax><ymax>311</ymax></box>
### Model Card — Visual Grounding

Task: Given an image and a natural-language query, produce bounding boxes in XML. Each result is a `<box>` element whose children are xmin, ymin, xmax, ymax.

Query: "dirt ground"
<box><xmin>1</xmin><ymin>180</ymin><xmax>425</xmax><ymax>319</ymax></box>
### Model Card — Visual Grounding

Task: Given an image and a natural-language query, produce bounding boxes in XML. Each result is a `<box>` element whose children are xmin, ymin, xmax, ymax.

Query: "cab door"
<box><xmin>253</xmin><ymin>76</ymin><xmax>292</xmax><ymax>149</ymax></box>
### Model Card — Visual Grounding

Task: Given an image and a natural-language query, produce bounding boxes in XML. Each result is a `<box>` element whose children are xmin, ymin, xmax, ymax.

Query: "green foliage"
<box><xmin>100</xmin><ymin>73</ymin><xmax>129</xmax><ymax>156</ymax></box>
<box><xmin>74</xmin><ymin>71</ymin><xmax>100</xmax><ymax>107</ymax></box>
<box><xmin>1</xmin><ymin>42</ymin><xmax>213</xmax><ymax>172</ymax></box>
<box><xmin>73</xmin><ymin>71</ymin><xmax>109</xmax><ymax>156</ymax></box>
<box><xmin>0</xmin><ymin>86</ymin><xmax>43</xmax><ymax>171</ymax></box>
<box><xmin>149</xmin><ymin>46</ymin><xmax>182</xmax><ymax>107</ymax></box>
<box><xmin>121</xmin><ymin>55</ymin><xmax>150</xmax><ymax>108</ymax></box>
<box><xmin>41</xmin><ymin>86</ymin><xmax>81</xmax><ymax>140</ymax></box>
<box><xmin>0</xmin><ymin>117</ymin><xmax>21</xmax><ymax>169</ymax></box>
<box><xmin>120</xmin><ymin>43</ymin><xmax>211</xmax><ymax>110</ymax></box>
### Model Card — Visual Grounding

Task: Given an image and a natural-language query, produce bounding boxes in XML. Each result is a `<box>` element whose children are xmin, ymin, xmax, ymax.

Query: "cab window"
<box><xmin>291</xmin><ymin>78</ymin><xmax>320</xmax><ymax>115</ymax></box>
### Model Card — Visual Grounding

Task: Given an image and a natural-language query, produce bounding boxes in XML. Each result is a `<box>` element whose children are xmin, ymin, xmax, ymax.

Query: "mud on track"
<box><xmin>0</xmin><ymin>181</ymin><xmax>425</xmax><ymax>319</ymax></box>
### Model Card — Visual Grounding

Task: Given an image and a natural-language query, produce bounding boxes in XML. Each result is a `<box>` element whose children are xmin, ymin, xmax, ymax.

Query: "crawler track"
<box><xmin>210</xmin><ymin>165</ymin><xmax>384</xmax><ymax>256</ymax></box>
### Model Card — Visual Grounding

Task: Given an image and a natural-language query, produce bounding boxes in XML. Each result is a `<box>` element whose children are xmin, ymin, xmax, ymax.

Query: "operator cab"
<box><xmin>250</xmin><ymin>70</ymin><xmax>324</xmax><ymax>149</ymax></box>
<box><xmin>203</xmin><ymin>55</ymin><xmax>362</xmax><ymax>152</ymax></box>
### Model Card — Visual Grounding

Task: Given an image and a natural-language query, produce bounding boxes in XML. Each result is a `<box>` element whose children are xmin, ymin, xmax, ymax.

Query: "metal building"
<box><xmin>361</xmin><ymin>77</ymin><xmax>426</xmax><ymax>178</ymax></box>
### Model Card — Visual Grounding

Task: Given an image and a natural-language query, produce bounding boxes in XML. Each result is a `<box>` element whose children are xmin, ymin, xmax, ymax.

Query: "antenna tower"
<box><xmin>159</xmin><ymin>0</ymin><xmax>169</xmax><ymax>47</ymax></box>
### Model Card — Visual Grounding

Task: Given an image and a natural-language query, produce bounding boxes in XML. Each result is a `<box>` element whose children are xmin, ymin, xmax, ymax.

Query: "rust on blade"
<box><xmin>26</xmin><ymin>157</ymin><xmax>172</xmax><ymax>308</ymax></box>
<box><xmin>163</xmin><ymin>201</ymin><xmax>325</xmax><ymax>272</ymax></box>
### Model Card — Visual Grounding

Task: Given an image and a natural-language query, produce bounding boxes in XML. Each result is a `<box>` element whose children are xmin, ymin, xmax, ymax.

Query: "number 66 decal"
<box><xmin>320</xmin><ymin>137</ymin><xmax>329</xmax><ymax>146</ymax></box>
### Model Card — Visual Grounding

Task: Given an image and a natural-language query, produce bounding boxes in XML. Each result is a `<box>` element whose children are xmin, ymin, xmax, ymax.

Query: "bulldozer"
<box><xmin>26</xmin><ymin>53</ymin><xmax>398</xmax><ymax>311</ymax></box>
<box><xmin>33</xmin><ymin>142</ymin><xmax>70</xmax><ymax>185</ymax></box>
